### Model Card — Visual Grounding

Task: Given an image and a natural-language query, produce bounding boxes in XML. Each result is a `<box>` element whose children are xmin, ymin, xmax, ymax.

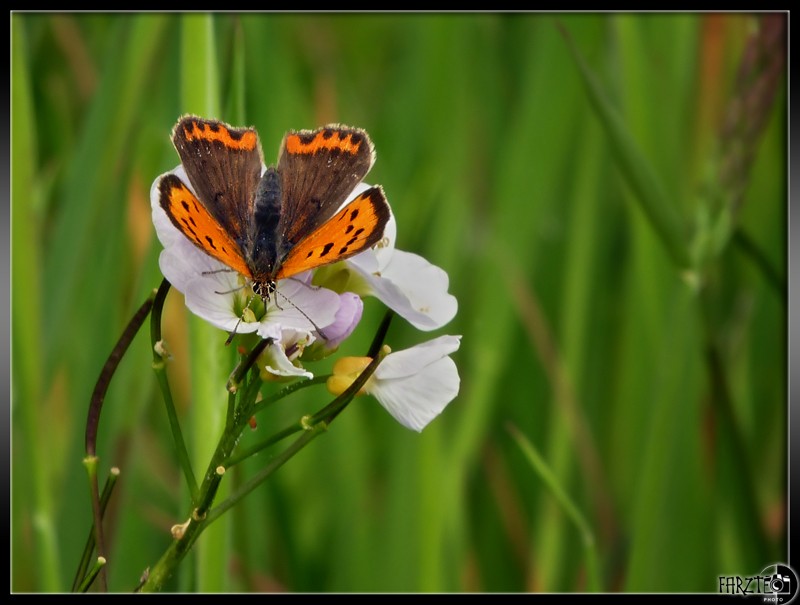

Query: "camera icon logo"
<box><xmin>760</xmin><ymin>564</ymin><xmax>797</xmax><ymax>602</ymax></box>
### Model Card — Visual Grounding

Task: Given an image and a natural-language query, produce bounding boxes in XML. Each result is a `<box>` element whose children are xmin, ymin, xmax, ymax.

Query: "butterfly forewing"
<box><xmin>171</xmin><ymin>116</ymin><xmax>264</xmax><ymax>245</ymax></box>
<box><xmin>276</xmin><ymin>125</ymin><xmax>376</xmax><ymax>250</ymax></box>
<box><xmin>276</xmin><ymin>186</ymin><xmax>391</xmax><ymax>280</ymax></box>
<box><xmin>158</xmin><ymin>174</ymin><xmax>253</xmax><ymax>278</ymax></box>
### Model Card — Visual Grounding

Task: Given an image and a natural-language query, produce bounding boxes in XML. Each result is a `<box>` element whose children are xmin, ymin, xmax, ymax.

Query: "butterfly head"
<box><xmin>251</xmin><ymin>278</ymin><xmax>277</xmax><ymax>304</ymax></box>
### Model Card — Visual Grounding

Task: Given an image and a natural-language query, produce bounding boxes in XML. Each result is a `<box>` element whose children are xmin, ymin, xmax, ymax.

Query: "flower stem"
<box><xmin>249</xmin><ymin>374</ymin><xmax>329</xmax><ymax>416</ymax></box>
<box><xmin>150</xmin><ymin>278</ymin><xmax>200</xmax><ymax>502</ymax></box>
<box><xmin>81</xmin><ymin>456</ymin><xmax>105</xmax><ymax>592</ymax></box>
<box><xmin>72</xmin><ymin>467</ymin><xmax>119</xmax><ymax>591</ymax></box>
<box><xmin>139</xmin><ymin>313</ymin><xmax>394</xmax><ymax>591</ymax></box>
<box><xmin>311</xmin><ymin>348</ymin><xmax>387</xmax><ymax>426</ymax></box>
<box><xmin>227</xmin><ymin>337</ymin><xmax>271</xmax><ymax>392</ymax></box>
<box><xmin>76</xmin><ymin>557</ymin><xmax>107</xmax><ymax>593</ymax></box>
<box><xmin>138</xmin><ymin>366</ymin><xmax>261</xmax><ymax>592</ymax></box>
<box><xmin>206</xmin><ymin>420</ymin><xmax>329</xmax><ymax>525</ymax></box>
<box><xmin>223</xmin><ymin>420</ymin><xmax>308</xmax><ymax>469</ymax></box>
<box><xmin>368</xmin><ymin>309</ymin><xmax>395</xmax><ymax>358</ymax></box>
<box><xmin>84</xmin><ymin>288</ymin><xmax>156</xmax><ymax>591</ymax></box>
<box><xmin>87</xmin><ymin>289</ymin><xmax>156</xmax><ymax>456</ymax></box>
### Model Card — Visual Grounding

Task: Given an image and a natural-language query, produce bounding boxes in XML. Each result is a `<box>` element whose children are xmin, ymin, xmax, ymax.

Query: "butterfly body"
<box><xmin>158</xmin><ymin>116</ymin><xmax>391</xmax><ymax>299</ymax></box>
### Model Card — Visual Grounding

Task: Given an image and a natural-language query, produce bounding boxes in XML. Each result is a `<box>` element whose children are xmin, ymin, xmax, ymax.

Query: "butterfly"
<box><xmin>157</xmin><ymin>116</ymin><xmax>391</xmax><ymax>303</ymax></box>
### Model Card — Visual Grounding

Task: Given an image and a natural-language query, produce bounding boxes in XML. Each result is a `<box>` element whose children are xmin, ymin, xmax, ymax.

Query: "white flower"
<box><xmin>327</xmin><ymin>335</ymin><xmax>461</xmax><ymax>432</ymax></box>
<box><xmin>313</xmin><ymin>186</ymin><xmax>457</xmax><ymax>331</ymax></box>
<box><xmin>151</xmin><ymin>164</ymin><xmax>356</xmax><ymax>377</ymax></box>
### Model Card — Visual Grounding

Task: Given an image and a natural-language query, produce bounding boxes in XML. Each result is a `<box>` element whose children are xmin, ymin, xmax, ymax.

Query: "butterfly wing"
<box><xmin>276</xmin><ymin>186</ymin><xmax>391</xmax><ymax>280</ymax></box>
<box><xmin>158</xmin><ymin>174</ymin><xmax>253</xmax><ymax>279</ymax></box>
<box><xmin>275</xmin><ymin>125</ymin><xmax>376</xmax><ymax>253</ymax></box>
<box><xmin>171</xmin><ymin>115</ymin><xmax>264</xmax><ymax>248</ymax></box>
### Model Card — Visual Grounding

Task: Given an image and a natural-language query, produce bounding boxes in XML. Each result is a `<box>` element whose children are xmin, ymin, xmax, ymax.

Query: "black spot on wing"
<box><xmin>180</xmin><ymin>218</ymin><xmax>198</xmax><ymax>239</ymax></box>
<box><xmin>298</xmin><ymin>132</ymin><xmax>316</xmax><ymax>145</ymax></box>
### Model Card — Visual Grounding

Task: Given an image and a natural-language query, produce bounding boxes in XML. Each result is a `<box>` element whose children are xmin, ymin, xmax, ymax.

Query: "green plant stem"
<box><xmin>87</xmin><ymin>290</ymin><xmax>156</xmax><ymax>456</ymax></box>
<box><xmin>12</xmin><ymin>15</ymin><xmax>60</xmax><ymax>591</ymax></box>
<box><xmin>137</xmin><ymin>401</ymin><xmax>252</xmax><ymax>593</ymax></box>
<box><xmin>223</xmin><ymin>376</ymin><xmax>333</xmax><ymax>470</ymax></box>
<box><xmin>77</xmin><ymin>557</ymin><xmax>107</xmax><ymax>593</ymax></box>
<box><xmin>508</xmin><ymin>424</ymin><xmax>602</xmax><ymax>592</ymax></box>
<box><xmin>83</xmin><ymin>289</ymin><xmax>156</xmax><ymax>592</ymax></box>
<box><xmin>702</xmin><ymin>309</ymin><xmax>771</xmax><ymax>565</ymax></box>
<box><xmin>72</xmin><ymin>467</ymin><xmax>120</xmax><ymax>592</ymax></box>
<box><xmin>250</xmin><ymin>374</ymin><xmax>329</xmax><ymax>416</ymax></box>
<box><xmin>193</xmin><ymin>407</ymin><xmax>251</xmax><ymax>520</ymax></box>
<box><xmin>223</xmin><ymin>424</ymin><xmax>303</xmax><ymax>469</ymax></box>
<box><xmin>138</xmin><ymin>313</ymin><xmax>393</xmax><ymax>592</ymax></box>
<box><xmin>206</xmin><ymin>421</ymin><xmax>329</xmax><ymax>525</ymax></box>
<box><xmin>733</xmin><ymin>228</ymin><xmax>785</xmax><ymax>302</ymax></box>
<box><xmin>81</xmin><ymin>456</ymin><xmax>105</xmax><ymax>592</ymax></box>
<box><xmin>227</xmin><ymin>337</ymin><xmax>272</xmax><ymax>392</ymax></box>
<box><xmin>150</xmin><ymin>278</ymin><xmax>199</xmax><ymax>502</ymax></box>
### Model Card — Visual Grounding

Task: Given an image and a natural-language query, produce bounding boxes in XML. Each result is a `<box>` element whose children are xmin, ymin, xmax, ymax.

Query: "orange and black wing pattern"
<box><xmin>276</xmin><ymin>186</ymin><xmax>390</xmax><ymax>280</ymax></box>
<box><xmin>158</xmin><ymin>174</ymin><xmax>253</xmax><ymax>279</ymax></box>
<box><xmin>276</xmin><ymin>125</ymin><xmax>376</xmax><ymax>249</ymax></box>
<box><xmin>171</xmin><ymin>116</ymin><xmax>264</xmax><ymax>243</ymax></box>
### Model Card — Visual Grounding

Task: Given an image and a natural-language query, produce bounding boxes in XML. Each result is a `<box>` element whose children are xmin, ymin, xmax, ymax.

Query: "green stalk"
<box><xmin>72</xmin><ymin>468</ymin><xmax>120</xmax><ymax>591</ymax></box>
<box><xmin>558</xmin><ymin>21</ymin><xmax>692</xmax><ymax>273</ymax></box>
<box><xmin>76</xmin><ymin>557</ymin><xmax>107</xmax><ymax>593</ymax></box>
<box><xmin>509</xmin><ymin>426</ymin><xmax>601</xmax><ymax>592</ymax></box>
<box><xmin>179</xmin><ymin>13</ymin><xmax>227</xmax><ymax>591</ymax></box>
<box><xmin>150</xmin><ymin>279</ymin><xmax>198</xmax><ymax>500</ymax></box>
<box><xmin>11</xmin><ymin>15</ymin><xmax>60</xmax><ymax>592</ymax></box>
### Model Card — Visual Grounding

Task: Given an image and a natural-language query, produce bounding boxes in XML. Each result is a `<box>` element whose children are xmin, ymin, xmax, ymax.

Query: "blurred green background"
<box><xmin>11</xmin><ymin>13</ymin><xmax>786</xmax><ymax>593</ymax></box>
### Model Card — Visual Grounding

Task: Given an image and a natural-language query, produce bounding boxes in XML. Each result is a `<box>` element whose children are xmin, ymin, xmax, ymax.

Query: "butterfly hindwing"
<box><xmin>276</xmin><ymin>125</ymin><xmax>376</xmax><ymax>250</ymax></box>
<box><xmin>171</xmin><ymin>116</ymin><xmax>264</xmax><ymax>245</ymax></box>
<box><xmin>276</xmin><ymin>186</ymin><xmax>391</xmax><ymax>280</ymax></box>
<box><xmin>158</xmin><ymin>174</ymin><xmax>253</xmax><ymax>279</ymax></box>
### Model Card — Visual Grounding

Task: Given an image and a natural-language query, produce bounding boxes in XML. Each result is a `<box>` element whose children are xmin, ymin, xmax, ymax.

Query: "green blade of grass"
<box><xmin>178</xmin><ymin>12</ymin><xmax>231</xmax><ymax>593</ymax></box>
<box><xmin>509</xmin><ymin>425</ymin><xmax>601</xmax><ymax>592</ymax></box>
<box><xmin>559</xmin><ymin>20</ymin><xmax>693</xmax><ymax>273</ymax></box>
<box><xmin>12</xmin><ymin>14</ymin><xmax>61</xmax><ymax>592</ymax></box>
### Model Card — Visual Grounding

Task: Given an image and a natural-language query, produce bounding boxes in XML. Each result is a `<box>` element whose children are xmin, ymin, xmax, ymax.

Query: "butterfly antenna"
<box><xmin>202</xmin><ymin>267</ymin><xmax>236</xmax><ymax>276</ymax></box>
<box><xmin>288</xmin><ymin>275</ymin><xmax>322</xmax><ymax>292</ymax></box>
<box><xmin>274</xmin><ymin>289</ymin><xmax>329</xmax><ymax>341</ymax></box>
<box><xmin>215</xmin><ymin>282</ymin><xmax>248</xmax><ymax>296</ymax></box>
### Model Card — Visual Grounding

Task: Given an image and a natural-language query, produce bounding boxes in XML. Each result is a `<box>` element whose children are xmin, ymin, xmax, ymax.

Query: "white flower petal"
<box><xmin>369</xmin><ymin>356</ymin><xmax>460</xmax><ymax>432</ymax></box>
<box><xmin>265</xmin><ymin>276</ymin><xmax>341</xmax><ymax>334</ymax></box>
<box><xmin>374</xmin><ymin>335</ymin><xmax>461</xmax><ymax>380</ymax></box>
<box><xmin>348</xmin><ymin>249</ymin><xmax>457</xmax><ymax>331</ymax></box>
<box><xmin>262</xmin><ymin>340</ymin><xmax>313</xmax><ymax>379</ymax></box>
<box><xmin>183</xmin><ymin>272</ymin><xmax>258</xmax><ymax>334</ymax></box>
